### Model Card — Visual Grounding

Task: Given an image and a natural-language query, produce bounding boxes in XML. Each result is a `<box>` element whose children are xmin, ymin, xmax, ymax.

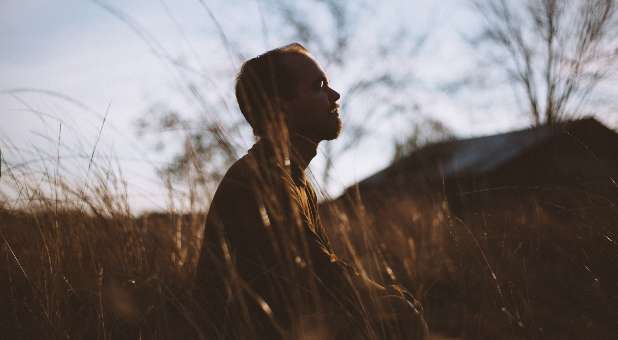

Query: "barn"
<box><xmin>342</xmin><ymin>117</ymin><xmax>618</xmax><ymax>220</ymax></box>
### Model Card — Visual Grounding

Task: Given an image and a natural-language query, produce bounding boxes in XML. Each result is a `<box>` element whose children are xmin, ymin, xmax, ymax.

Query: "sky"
<box><xmin>1</xmin><ymin>0</ymin><xmax>616</xmax><ymax>212</ymax></box>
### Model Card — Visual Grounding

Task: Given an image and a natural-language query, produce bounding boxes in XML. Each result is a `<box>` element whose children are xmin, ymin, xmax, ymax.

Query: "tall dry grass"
<box><xmin>1</xmin><ymin>151</ymin><xmax>202</xmax><ymax>339</ymax></box>
<box><xmin>2</xmin><ymin>136</ymin><xmax>616</xmax><ymax>339</ymax></box>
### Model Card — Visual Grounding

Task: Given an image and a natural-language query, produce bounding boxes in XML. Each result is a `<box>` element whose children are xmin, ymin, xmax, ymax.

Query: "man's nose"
<box><xmin>329</xmin><ymin>87</ymin><xmax>340</xmax><ymax>102</ymax></box>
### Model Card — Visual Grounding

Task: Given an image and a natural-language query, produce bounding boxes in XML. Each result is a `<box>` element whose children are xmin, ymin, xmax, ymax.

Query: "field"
<box><xmin>1</xmin><ymin>157</ymin><xmax>616</xmax><ymax>339</ymax></box>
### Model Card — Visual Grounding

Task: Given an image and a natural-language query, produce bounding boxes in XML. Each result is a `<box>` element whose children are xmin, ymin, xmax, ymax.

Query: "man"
<box><xmin>195</xmin><ymin>43</ymin><xmax>427</xmax><ymax>339</ymax></box>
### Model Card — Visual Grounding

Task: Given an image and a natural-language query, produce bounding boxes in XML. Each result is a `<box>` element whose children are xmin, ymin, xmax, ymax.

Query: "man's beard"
<box><xmin>322</xmin><ymin>117</ymin><xmax>342</xmax><ymax>141</ymax></box>
<box><xmin>293</xmin><ymin>115</ymin><xmax>342</xmax><ymax>142</ymax></box>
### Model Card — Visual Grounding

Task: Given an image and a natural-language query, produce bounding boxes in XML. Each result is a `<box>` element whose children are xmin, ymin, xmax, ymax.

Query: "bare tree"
<box><xmin>472</xmin><ymin>0</ymin><xmax>618</xmax><ymax>125</ymax></box>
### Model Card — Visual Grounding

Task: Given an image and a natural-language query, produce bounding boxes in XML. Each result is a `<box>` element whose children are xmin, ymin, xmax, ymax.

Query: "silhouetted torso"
<box><xmin>195</xmin><ymin>140</ymin><xmax>362</xmax><ymax>338</ymax></box>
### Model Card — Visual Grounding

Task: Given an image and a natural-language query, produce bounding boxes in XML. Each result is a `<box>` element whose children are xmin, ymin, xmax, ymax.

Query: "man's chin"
<box><xmin>322</xmin><ymin>119</ymin><xmax>342</xmax><ymax>141</ymax></box>
<box><xmin>298</xmin><ymin>118</ymin><xmax>342</xmax><ymax>142</ymax></box>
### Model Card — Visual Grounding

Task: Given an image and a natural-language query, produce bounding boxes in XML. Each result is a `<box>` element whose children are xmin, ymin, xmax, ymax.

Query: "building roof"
<box><xmin>356</xmin><ymin>117</ymin><xmax>617</xmax><ymax>191</ymax></box>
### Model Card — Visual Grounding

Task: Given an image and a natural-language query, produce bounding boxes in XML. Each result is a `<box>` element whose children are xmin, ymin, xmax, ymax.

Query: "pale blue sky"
<box><xmin>2</xmin><ymin>0</ymin><xmax>615</xmax><ymax>211</ymax></box>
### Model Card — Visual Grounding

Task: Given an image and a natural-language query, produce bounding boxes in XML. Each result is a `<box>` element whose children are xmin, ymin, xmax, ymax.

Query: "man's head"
<box><xmin>235</xmin><ymin>43</ymin><xmax>341</xmax><ymax>143</ymax></box>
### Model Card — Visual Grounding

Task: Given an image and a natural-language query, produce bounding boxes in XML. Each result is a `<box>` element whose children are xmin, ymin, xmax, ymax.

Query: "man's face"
<box><xmin>281</xmin><ymin>52</ymin><xmax>342</xmax><ymax>142</ymax></box>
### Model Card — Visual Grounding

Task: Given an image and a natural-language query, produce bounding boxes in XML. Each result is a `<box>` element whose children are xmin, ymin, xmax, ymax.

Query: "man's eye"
<box><xmin>318</xmin><ymin>80</ymin><xmax>327</xmax><ymax>89</ymax></box>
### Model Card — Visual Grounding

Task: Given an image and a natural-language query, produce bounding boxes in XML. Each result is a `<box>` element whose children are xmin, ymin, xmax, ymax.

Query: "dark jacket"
<box><xmin>195</xmin><ymin>141</ymin><xmax>365</xmax><ymax>339</ymax></box>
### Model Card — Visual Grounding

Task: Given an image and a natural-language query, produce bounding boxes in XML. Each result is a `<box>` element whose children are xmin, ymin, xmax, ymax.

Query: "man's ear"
<box><xmin>277</xmin><ymin>96</ymin><xmax>295</xmax><ymax>131</ymax></box>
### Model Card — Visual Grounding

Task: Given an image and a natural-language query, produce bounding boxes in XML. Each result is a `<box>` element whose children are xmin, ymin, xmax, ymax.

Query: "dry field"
<box><xmin>1</xmin><ymin>158</ymin><xmax>616</xmax><ymax>339</ymax></box>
